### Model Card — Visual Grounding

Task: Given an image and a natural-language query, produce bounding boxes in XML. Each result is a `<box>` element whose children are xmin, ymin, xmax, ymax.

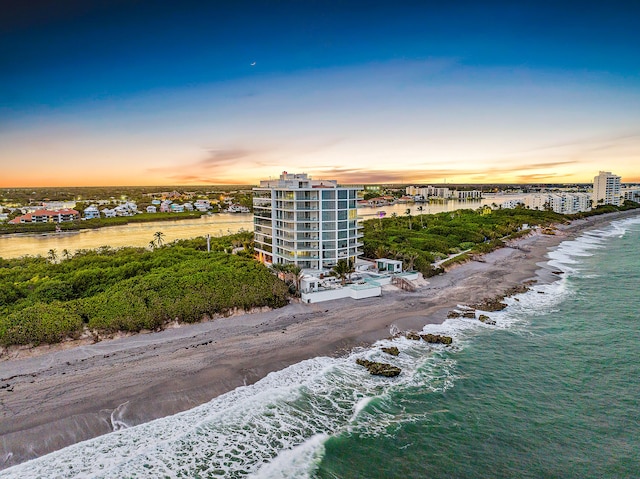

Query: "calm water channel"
<box><xmin>0</xmin><ymin>197</ymin><xmax>513</xmax><ymax>259</ymax></box>
<box><xmin>0</xmin><ymin>214</ymin><xmax>253</xmax><ymax>259</ymax></box>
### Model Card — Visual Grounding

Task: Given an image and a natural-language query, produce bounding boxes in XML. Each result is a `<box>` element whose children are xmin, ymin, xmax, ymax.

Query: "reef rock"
<box><xmin>478</xmin><ymin>314</ymin><xmax>496</xmax><ymax>325</ymax></box>
<box><xmin>405</xmin><ymin>331</ymin><xmax>421</xmax><ymax>340</ymax></box>
<box><xmin>381</xmin><ymin>346</ymin><xmax>400</xmax><ymax>356</ymax></box>
<box><xmin>473</xmin><ymin>298</ymin><xmax>508</xmax><ymax>311</ymax></box>
<box><xmin>420</xmin><ymin>333</ymin><xmax>453</xmax><ymax>345</ymax></box>
<box><xmin>356</xmin><ymin>359</ymin><xmax>401</xmax><ymax>377</ymax></box>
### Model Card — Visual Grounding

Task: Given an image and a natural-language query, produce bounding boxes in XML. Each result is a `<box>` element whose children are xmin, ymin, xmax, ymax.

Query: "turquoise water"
<box><xmin>317</xmin><ymin>219</ymin><xmax>640</xmax><ymax>479</ymax></box>
<box><xmin>2</xmin><ymin>216</ymin><xmax>639</xmax><ymax>478</ymax></box>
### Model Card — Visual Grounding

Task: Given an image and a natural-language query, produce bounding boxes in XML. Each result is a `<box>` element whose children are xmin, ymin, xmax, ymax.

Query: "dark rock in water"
<box><xmin>470</xmin><ymin>284</ymin><xmax>531</xmax><ymax>312</ymax></box>
<box><xmin>552</xmin><ymin>270</ymin><xmax>563</xmax><ymax>275</ymax></box>
<box><xmin>447</xmin><ymin>311</ymin><xmax>461</xmax><ymax>318</ymax></box>
<box><xmin>420</xmin><ymin>333</ymin><xmax>453</xmax><ymax>345</ymax></box>
<box><xmin>405</xmin><ymin>331</ymin><xmax>421</xmax><ymax>340</ymax></box>
<box><xmin>462</xmin><ymin>311</ymin><xmax>476</xmax><ymax>318</ymax></box>
<box><xmin>381</xmin><ymin>346</ymin><xmax>400</xmax><ymax>356</ymax></box>
<box><xmin>356</xmin><ymin>359</ymin><xmax>401</xmax><ymax>377</ymax></box>
<box><xmin>473</xmin><ymin>298</ymin><xmax>508</xmax><ymax>311</ymax></box>
<box><xmin>478</xmin><ymin>314</ymin><xmax>496</xmax><ymax>325</ymax></box>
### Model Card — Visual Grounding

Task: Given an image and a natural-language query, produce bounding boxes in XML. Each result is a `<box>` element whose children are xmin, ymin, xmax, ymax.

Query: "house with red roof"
<box><xmin>8</xmin><ymin>208</ymin><xmax>79</xmax><ymax>224</ymax></box>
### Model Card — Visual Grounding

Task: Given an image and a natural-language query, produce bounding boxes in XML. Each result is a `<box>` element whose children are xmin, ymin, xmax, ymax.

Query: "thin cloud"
<box><xmin>198</xmin><ymin>149</ymin><xmax>252</xmax><ymax>166</ymax></box>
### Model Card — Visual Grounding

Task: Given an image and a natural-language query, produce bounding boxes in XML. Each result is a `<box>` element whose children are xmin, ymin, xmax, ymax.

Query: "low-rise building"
<box><xmin>524</xmin><ymin>193</ymin><xmax>591</xmax><ymax>214</ymax></box>
<box><xmin>455</xmin><ymin>190</ymin><xmax>482</xmax><ymax>200</ymax></box>
<box><xmin>227</xmin><ymin>204</ymin><xmax>250</xmax><ymax>213</ymax></box>
<box><xmin>194</xmin><ymin>199</ymin><xmax>211</xmax><ymax>211</ymax></box>
<box><xmin>499</xmin><ymin>199</ymin><xmax>523</xmax><ymax>209</ymax></box>
<box><xmin>8</xmin><ymin>208</ymin><xmax>80</xmax><ymax>224</ymax></box>
<box><xmin>83</xmin><ymin>205</ymin><xmax>100</xmax><ymax>219</ymax></box>
<box><xmin>622</xmin><ymin>187</ymin><xmax>640</xmax><ymax>203</ymax></box>
<box><xmin>406</xmin><ymin>186</ymin><xmax>452</xmax><ymax>199</ymax></box>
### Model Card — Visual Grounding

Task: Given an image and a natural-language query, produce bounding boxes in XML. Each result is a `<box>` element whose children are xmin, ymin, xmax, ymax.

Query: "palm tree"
<box><xmin>271</xmin><ymin>263</ymin><xmax>288</xmax><ymax>280</ymax></box>
<box><xmin>416</xmin><ymin>206</ymin><xmax>424</xmax><ymax>228</ymax></box>
<box><xmin>287</xmin><ymin>265</ymin><xmax>303</xmax><ymax>295</ymax></box>
<box><xmin>62</xmin><ymin>249</ymin><xmax>71</xmax><ymax>261</ymax></box>
<box><xmin>153</xmin><ymin>231</ymin><xmax>165</xmax><ymax>247</ymax></box>
<box><xmin>331</xmin><ymin>259</ymin><xmax>355</xmax><ymax>285</ymax></box>
<box><xmin>148</xmin><ymin>240</ymin><xmax>156</xmax><ymax>250</ymax></box>
<box><xmin>47</xmin><ymin>249</ymin><xmax>58</xmax><ymax>263</ymax></box>
<box><xmin>405</xmin><ymin>208</ymin><xmax>412</xmax><ymax>229</ymax></box>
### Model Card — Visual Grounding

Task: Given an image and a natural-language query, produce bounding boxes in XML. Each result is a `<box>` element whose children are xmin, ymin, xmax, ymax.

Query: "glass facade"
<box><xmin>253</xmin><ymin>173</ymin><xmax>362</xmax><ymax>269</ymax></box>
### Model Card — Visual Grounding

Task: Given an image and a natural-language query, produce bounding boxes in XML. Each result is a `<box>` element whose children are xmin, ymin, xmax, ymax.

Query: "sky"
<box><xmin>1</xmin><ymin>0</ymin><xmax>639</xmax><ymax>187</ymax></box>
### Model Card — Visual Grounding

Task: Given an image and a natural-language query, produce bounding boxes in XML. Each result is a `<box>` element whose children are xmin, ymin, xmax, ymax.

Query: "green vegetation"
<box><xmin>331</xmin><ymin>259</ymin><xmax>355</xmax><ymax>285</ymax></box>
<box><xmin>2</xmin><ymin>200</ymin><xmax>637</xmax><ymax>348</ymax></box>
<box><xmin>362</xmin><ymin>205</ymin><xmax>640</xmax><ymax>276</ymax></box>
<box><xmin>0</xmin><ymin>185</ymin><xmax>253</xmax><ymax>207</ymax></box>
<box><xmin>0</xmin><ymin>232</ymin><xmax>288</xmax><ymax>347</ymax></box>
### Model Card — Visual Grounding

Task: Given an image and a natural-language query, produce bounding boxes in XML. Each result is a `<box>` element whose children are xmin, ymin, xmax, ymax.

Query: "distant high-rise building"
<box><xmin>253</xmin><ymin>172</ymin><xmax>363</xmax><ymax>270</ymax></box>
<box><xmin>592</xmin><ymin>171</ymin><xmax>621</xmax><ymax>206</ymax></box>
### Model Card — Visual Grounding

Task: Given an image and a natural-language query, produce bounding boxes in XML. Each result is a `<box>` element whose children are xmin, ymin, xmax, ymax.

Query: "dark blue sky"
<box><xmin>2</xmin><ymin>1</ymin><xmax>639</xmax><ymax>186</ymax></box>
<box><xmin>3</xmin><ymin>0</ymin><xmax>638</xmax><ymax>109</ymax></box>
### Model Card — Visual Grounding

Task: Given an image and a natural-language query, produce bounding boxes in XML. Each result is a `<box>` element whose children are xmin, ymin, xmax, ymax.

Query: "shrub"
<box><xmin>0</xmin><ymin>302</ymin><xmax>83</xmax><ymax>346</ymax></box>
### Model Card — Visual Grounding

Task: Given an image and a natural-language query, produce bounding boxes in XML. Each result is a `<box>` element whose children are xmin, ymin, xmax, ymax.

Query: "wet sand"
<box><xmin>1</xmin><ymin>210</ymin><xmax>638</xmax><ymax>469</ymax></box>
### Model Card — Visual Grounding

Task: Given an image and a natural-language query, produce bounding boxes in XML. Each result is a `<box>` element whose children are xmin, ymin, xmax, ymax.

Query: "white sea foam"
<box><xmin>0</xmin><ymin>342</ymin><xmax>461</xmax><ymax>479</ymax></box>
<box><xmin>247</xmin><ymin>434</ymin><xmax>327</xmax><ymax>479</ymax></box>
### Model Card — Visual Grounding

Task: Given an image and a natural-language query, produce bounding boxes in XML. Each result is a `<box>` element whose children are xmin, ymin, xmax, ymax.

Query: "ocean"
<box><xmin>2</xmin><ymin>216</ymin><xmax>639</xmax><ymax>478</ymax></box>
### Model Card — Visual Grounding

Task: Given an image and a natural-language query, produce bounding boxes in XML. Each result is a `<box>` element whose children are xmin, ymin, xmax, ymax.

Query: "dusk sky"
<box><xmin>1</xmin><ymin>0</ymin><xmax>639</xmax><ymax>187</ymax></box>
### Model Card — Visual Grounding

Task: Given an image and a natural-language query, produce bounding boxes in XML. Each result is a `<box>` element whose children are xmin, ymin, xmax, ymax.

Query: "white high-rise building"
<box><xmin>253</xmin><ymin>172</ymin><xmax>363</xmax><ymax>270</ymax></box>
<box><xmin>592</xmin><ymin>171</ymin><xmax>621</xmax><ymax>206</ymax></box>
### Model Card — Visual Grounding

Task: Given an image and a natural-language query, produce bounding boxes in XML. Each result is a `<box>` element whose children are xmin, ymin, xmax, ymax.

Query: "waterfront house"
<box><xmin>227</xmin><ymin>204</ymin><xmax>250</xmax><ymax>213</ymax></box>
<box><xmin>194</xmin><ymin>199</ymin><xmax>211</xmax><ymax>211</ymax></box>
<box><xmin>376</xmin><ymin>258</ymin><xmax>403</xmax><ymax>273</ymax></box>
<box><xmin>8</xmin><ymin>208</ymin><xmax>79</xmax><ymax>224</ymax></box>
<box><xmin>83</xmin><ymin>205</ymin><xmax>100</xmax><ymax>219</ymax></box>
<box><xmin>146</xmin><ymin>205</ymin><xmax>157</xmax><ymax>213</ymax></box>
<box><xmin>114</xmin><ymin>205</ymin><xmax>133</xmax><ymax>216</ymax></box>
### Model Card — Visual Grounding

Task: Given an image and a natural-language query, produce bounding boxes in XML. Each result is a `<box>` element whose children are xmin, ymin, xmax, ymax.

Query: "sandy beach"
<box><xmin>1</xmin><ymin>210</ymin><xmax>638</xmax><ymax>469</ymax></box>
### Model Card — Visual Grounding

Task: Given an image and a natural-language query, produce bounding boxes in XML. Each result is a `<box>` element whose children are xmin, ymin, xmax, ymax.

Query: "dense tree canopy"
<box><xmin>0</xmin><ymin>232</ymin><xmax>288</xmax><ymax>347</ymax></box>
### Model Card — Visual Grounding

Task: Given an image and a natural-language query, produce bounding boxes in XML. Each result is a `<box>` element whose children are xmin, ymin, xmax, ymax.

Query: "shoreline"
<box><xmin>0</xmin><ymin>212</ymin><xmax>212</xmax><ymax>236</ymax></box>
<box><xmin>1</xmin><ymin>209</ymin><xmax>639</xmax><ymax>469</ymax></box>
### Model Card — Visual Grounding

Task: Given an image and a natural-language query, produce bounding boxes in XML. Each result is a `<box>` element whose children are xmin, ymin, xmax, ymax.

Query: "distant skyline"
<box><xmin>1</xmin><ymin>1</ymin><xmax>639</xmax><ymax>187</ymax></box>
